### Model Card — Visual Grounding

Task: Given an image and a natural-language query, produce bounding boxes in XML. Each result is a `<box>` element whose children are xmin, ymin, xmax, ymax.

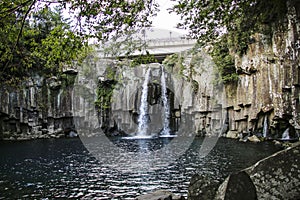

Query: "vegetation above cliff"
<box><xmin>171</xmin><ymin>0</ymin><xmax>288</xmax><ymax>49</ymax></box>
<box><xmin>211</xmin><ymin>37</ymin><xmax>238</xmax><ymax>84</ymax></box>
<box><xmin>171</xmin><ymin>0</ymin><xmax>289</xmax><ymax>83</ymax></box>
<box><xmin>95</xmin><ymin>67</ymin><xmax>117</xmax><ymax>110</ymax></box>
<box><xmin>0</xmin><ymin>0</ymin><xmax>294</xmax><ymax>85</ymax></box>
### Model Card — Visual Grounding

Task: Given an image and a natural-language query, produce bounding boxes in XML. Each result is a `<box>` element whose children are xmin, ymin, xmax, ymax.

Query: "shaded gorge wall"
<box><xmin>223</xmin><ymin>2</ymin><xmax>300</xmax><ymax>140</ymax></box>
<box><xmin>74</xmin><ymin>57</ymin><xmax>224</xmax><ymax>137</ymax></box>
<box><xmin>0</xmin><ymin>70</ymin><xmax>77</xmax><ymax>140</ymax></box>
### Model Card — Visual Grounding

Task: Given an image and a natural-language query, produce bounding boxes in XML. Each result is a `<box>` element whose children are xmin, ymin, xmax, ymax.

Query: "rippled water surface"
<box><xmin>0</xmin><ymin>137</ymin><xmax>281</xmax><ymax>199</ymax></box>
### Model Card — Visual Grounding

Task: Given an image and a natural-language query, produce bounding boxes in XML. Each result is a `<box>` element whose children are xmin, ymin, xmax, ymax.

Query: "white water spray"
<box><xmin>57</xmin><ymin>89</ymin><xmax>63</xmax><ymax>108</ymax></box>
<box><xmin>263</xmin><ymin>115</ymin><xmax>268</xmax><ymax>138</ymax></box>
<box><xmin>282</xmin><ymin>128</ymin><xmax>290</xmax><ymax>140</ymax></box>
<box><xmin>161</xmin><ymin>67</ymin><xmax>170</xmax><ymax>136</ymax></box>
<box><xmin>137</xmin><ymin>68</ymin><xmax>151</xmax><ymax>136</ymax></box>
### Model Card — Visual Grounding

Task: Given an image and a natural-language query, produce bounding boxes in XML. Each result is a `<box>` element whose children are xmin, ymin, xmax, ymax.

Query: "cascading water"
<box><xmin>161</xmin><ymin>67</ymin><xmax>171</xmax><ymax>136</ymax></box>
<box><xmin>282</xmin><ymin>128</ymin><xmax>290</xmax><ymax>140</ymax></box>
<box><xmin>263</xmin><ymin>115</ymin><xmax>268</xmax><ymax>138</ymax></box>
<box><xmin>137</xmin><ymin>68</ymin><xmax>151</xmax><ymax>136</ymax></box>
<box><xmin>57</xmin><ymin>89</ymin><xmax>63</xmax><ymax>108</ymax></box>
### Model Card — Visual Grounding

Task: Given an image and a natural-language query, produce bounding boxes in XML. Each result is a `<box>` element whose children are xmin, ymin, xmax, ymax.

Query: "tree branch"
<box><xmin>15</xmin><ymin>0</ymin><xmax>37</xmax><ymax>48</ymax></box>
<box><xmin>0</xmin><ymin>0</ymin><xmax>32</xmax><ymax>16</ymax></box>
<box><xmin>3</xmin><ymin>0</ymin><xmax>36</xmax><ymax>72</ymax></box>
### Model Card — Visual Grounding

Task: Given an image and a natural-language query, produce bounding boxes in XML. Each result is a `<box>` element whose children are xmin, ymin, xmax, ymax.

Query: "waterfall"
<box><xmin>161</xmin><ymin>67</ymin><xmax>170</xmax><ymax>136</ymax></box>
<box><xmin>57</xmin><ymin>89</ymin><xmax>63</xmax><ymax>108</ymax></box>
<box><xmin>137</xmin><ymin>68</ymin><xmax>151</xmax><ymax>136</ymax></box>
<box><xmin>282</xmin><ymin>128</ymin><xmax>290</xmax><ymax>140</ymax></box>
<box><xmin>263</xmin><ymin>116</ymin><xmax>268</xmax><ymax>138</ymax></box>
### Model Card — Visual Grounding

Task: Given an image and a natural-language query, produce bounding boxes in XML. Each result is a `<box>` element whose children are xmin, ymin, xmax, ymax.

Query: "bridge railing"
<box><xmin>97</xmin><ymin>37</ymin><xmax>197</xmax><ymax>58</ymax></box>
<box><xmin>146</xmin><ymin>37</ymin><xmax>197</xmax><ymax>48</ymax></box>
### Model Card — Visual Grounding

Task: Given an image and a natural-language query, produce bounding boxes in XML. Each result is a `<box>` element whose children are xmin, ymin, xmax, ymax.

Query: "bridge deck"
<box><xmin>98</xmin><ymin>37</ymin><xmax>197</xmax><ymax>62</ymax></box>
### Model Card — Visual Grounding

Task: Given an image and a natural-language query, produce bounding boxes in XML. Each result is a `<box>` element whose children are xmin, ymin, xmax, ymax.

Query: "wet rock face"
<box><xmin>224</xmin><ymin>2</ymin><xmax>300</xmax><ymax>139</ymax></box>
<box><xmin>214</xmin><ymin>142</ymin><xmax>300</xmax><ymax>200</ymax></box>
<box><xmin>0</xmin><ymin>71</ymin><xmax>77</xmax><ymax>140</ymax></box>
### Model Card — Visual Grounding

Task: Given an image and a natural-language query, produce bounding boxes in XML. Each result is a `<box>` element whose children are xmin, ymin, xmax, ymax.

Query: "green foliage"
<box><xmin>0</xmin><ymin>0</ymin><xmax>158</xmax><ymax>41</ymax></box>
<box><xmin>95</xmin><ymin>67</ymin><xmax>117</xmax><ymax>110</ymax></box>
<box><xmin>105</xmin><ymin>67</ymin><xmax>116</xmax><ymax>80</ymax></box>
<box><xmin>171</xmin><ymin>0</ymin><xmax>288</xmax><ymax>55</ymax></box>
<box><xmin>102</xmin><ymin>29</ymin><xmax>149</xmax><ymax>58</ymax></box>
<box><xmin>211</xmin><ymin>37</ymin><xmax>238</xmax><ymax>84</ymax></box>
<box><xmin>32</xmin><ymin>24</ymin><xmax>88</xmax><ymax>70</ymax></box>
<box><xmin>163</xmin><ymin>54</ymin><xmax>179</xmax><ymax>68</ymax></box>
<box><xmin>60</xmin><ymin>73</ymin><xmax>76</xmax><ymax>88</ymax></box>
<box><xmin>65</xmin><ymin>0</ymin><xmax>158</xmax><ymax>41</ymax></box>
<box><xmin>0</xmin><ymin>0</ymin><xmax>158</xmax><ymax>85</ymax></box>
<box><xmin>163</xmin><ymin>53</ymin><xmax>185</xmax><ymax>75</ymax></box>
<box><xmin>130</xmin><ymin>51</ymin><xmax>158</xmax><ymax>67</ymax></box>
<box><xmin>95</xmin><ymin>81</ymin><xmax>116</xmax><ymax>110</ymax></box>
<box><xmin>0</xmin><ymin>4</ymin><xmax>89</xmax><ymax>84</ymax></box>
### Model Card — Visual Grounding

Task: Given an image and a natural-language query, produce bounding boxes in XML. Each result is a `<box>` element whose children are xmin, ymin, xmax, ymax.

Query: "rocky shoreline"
<box><xmin>135</xmin><ymin>141</ymin><xmax>300</xmax><ymax>200</ymax></box>
<box><xmin>189</xmin><ymin>141</ymin><xmax>300</xmax><ymax>200</ymax></box>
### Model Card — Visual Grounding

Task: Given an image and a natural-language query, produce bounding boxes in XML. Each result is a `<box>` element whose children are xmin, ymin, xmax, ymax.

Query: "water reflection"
<box><xmin>0</xmin><ymin>137</ymin><xmax>281</xmax><ymax>199</ymax></box>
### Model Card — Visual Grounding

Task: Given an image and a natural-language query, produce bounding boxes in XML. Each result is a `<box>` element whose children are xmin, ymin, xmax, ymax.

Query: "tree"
<box><xmin>170</xmin><ymin>0</ymin><xmax>291</xmax><ymax>83</ymax></box>
<box><xmin>171</xmin><ymin>0</ymin><xmax>288</xmax><ymax>49</ymax></box>
<box><xmin>0</xmin><ymin>5</ymin><xmax>86</xmax><ymax>84</ymax></box>
<box><xmin>0</xmin><ymin>0</ymin><xmax>158</xmax><ymax>84</ymax></box>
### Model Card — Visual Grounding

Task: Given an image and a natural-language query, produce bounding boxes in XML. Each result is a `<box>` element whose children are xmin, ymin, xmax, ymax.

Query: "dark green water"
<box><xmin>0</xmin><ymin>137</ymin><xmax>281</xmax><ymax>199</ymax></box>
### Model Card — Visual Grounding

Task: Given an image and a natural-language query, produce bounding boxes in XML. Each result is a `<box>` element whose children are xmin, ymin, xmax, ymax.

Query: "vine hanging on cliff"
<box><xmin>211</xmin><ymin>36</ymin><xmax>238</xmax><ymax>84</ymax></box>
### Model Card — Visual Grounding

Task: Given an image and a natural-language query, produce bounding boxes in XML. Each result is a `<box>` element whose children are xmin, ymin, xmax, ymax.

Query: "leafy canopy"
<box><xmin>0</xmin><ymin>0</ymin><xmax>158</xmax><ymax>84</ymax></box>
<box><xmin>170</xmin><ymin>0</ymin><xmax>290</xmax><ymax>83</ymax></box>
<box><xmin>171</xmin><ymin>0</ymin><xmax>288</xmax><ymax>47</ymax></box>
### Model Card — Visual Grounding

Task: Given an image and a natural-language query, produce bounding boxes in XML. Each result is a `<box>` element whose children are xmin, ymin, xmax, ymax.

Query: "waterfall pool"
<box><xmin>0</xmin><ymin>137</ymin><xmax>281</xmax><ymax>199</ymax></box>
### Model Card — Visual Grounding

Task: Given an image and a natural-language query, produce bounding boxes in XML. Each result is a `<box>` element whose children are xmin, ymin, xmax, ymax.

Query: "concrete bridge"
<box><xmin>98</xmin><ymin>29</ymin><xmax>197</xmax><ymax>62</ymax></box>
<box><xmin>137</xmin><ymin>37</ymin><xmax>197</xmax><ymax>62</ymax></box>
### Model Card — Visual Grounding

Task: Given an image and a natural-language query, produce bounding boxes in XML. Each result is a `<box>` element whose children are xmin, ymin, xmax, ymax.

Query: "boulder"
<box><xmin>214</xmin><ymin>142</ymin><xmax>300</xmax><ymax>200</ymax></box>
<box><xmin>215</xmin><ymin>171</ymin><xmax>257</xmax><ymax>200</ymax></box>
<box><xmin>248</xmin><ymin>135</ymin><xmax>261</xmax><ymax>143</ymax></box>
<box><xmin>188</xmin><ymin>174</ymin><xmax>220</xmax><ymax>200</ymax></box>
<box><xmin>226</xmin><ymin>131</ymin><xmax>239</xmax><ymax>139</ymax></box>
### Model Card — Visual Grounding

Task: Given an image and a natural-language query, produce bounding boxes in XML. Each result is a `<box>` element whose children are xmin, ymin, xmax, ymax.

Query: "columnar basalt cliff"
<box><xmin>163</xmin><ymin>1</ymin><xmax>300</xmax><ymax>140</ymax></box>
<box><xmin>0</xmin><ymin>70</ymin><xmax>77</xmax><ymax>140</ymax></box>
<box><xmin>74</xmin><ymin>59</ymin><xmax>222</xmax><ymax>137</ymax></box>
<box><xmin>223</xmin><ymin>2</ymin><xmax>300</xmax><ymax>140</ymax></box>
<box><xmin>0</xmin><ymin>2</ymin><xmax>300</xmax><ymax>141</ymax></box>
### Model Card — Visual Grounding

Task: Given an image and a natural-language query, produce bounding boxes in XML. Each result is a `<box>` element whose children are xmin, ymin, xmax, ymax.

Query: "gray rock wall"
<box><xmin>162</xmin><ymin>1</ymin><xmax>300</xmax><ymax>139</ymax></box>
<box><xmin>1</xmin><ymin>1</ymin><xmax>300</xmax><ymax>140</ymax></box>
<box><xmin>0</xmin><ymin>71</ymin><xmax>76</xmax><ymax>140</ymax></box>
<box><xmin>87</xmin><ymin>59</ymin><xmax>224</xmax><ymax>136</ymax></box>
<box><xmin>224</xmin><ymin>2</ymin><xmax>300</xmax><ymax>139</ymax></box>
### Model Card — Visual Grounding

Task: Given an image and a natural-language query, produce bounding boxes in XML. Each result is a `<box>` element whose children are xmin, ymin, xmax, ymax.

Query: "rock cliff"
<box><xmin>1</xmin><ymin>2</ymin><xmax>300</xmax><ymax>141</ymax></box>
<box><xmin>162</xmin><ymin>1</ymin><xmax>300</xmax><ymax>140</ymax></box>
<box><xmin>0</xmin><ymin>70</ymin><xmax>77</xmax><ymax>140</ymax></box>
<box><xmin>223</xmin><ymin>1</ymin><xmax>300</xmax><ymax>140</ymax></box>
<box><xmin>222</xmin><ymin>2</ymin><xmax>300</xmax><ymax>140</ymax></box>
